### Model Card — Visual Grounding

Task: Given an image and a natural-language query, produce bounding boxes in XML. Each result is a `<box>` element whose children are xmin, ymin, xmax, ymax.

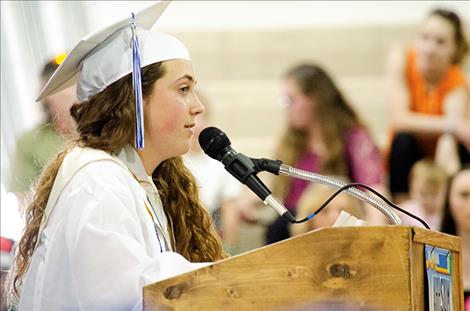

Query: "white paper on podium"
<box><xmin>333</xmin><ymin>210</ymin><xmax>368</xmax><ymax>227</ymax></box>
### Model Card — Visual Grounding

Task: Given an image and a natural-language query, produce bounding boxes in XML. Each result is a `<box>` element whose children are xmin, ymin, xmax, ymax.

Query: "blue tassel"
<box><xmin>131</xmin><ymin>13</ymin><xmax>144</xmax><ymax>149</ymax></box>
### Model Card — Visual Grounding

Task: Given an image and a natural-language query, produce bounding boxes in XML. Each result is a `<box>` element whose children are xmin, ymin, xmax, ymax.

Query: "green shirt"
<box><xmin>9</xmin><ymin>123</ymin><xmax>64</xmax><ymax>192</ymax></box>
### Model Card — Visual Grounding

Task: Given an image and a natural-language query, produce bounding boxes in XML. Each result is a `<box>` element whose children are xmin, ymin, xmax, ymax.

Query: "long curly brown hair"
<box><xmin>12</xmin><ymin>61</ymin><xmax>225</xmax><ymax>298</ymax></box>
<box><xmin>272</xmin><ymin>64</ymin><xmax>364</xmax><ymax>201</ymax></box>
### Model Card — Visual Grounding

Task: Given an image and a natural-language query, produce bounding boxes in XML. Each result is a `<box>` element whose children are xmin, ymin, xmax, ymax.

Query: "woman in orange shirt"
<box><xmin>387</xmin><ymin>9</ymin><xmax>470</xmax><ymax>203</ymax></box>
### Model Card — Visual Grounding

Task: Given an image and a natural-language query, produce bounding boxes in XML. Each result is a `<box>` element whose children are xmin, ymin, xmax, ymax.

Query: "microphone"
<box><xmin>198</xmin><ymin>127</ymin><xmax>295</xmax><ymax>223</ymax></box>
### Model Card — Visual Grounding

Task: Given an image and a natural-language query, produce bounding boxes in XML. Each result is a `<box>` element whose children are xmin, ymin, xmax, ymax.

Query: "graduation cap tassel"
<box><xmin>131</xmin><ymin>13</ymin><xmax>144</xmax><ymax>149</ymax></box>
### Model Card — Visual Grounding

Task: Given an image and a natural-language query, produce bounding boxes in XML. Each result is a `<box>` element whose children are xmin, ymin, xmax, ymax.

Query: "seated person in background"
<box><xmin>439</xmin><ymin>165</ymin><xmax>470</xmax><ymax>307</ymax></box>
<box><xmin>399</xmin><ymin>159</ymin><xmax>447</xmax><ymax>230</ymax></box>
<box><xmin>291</xmin><ymin>182</ymin><xmax>364</xmax><ymax>237</ymax></box>
<box><xmin>387</xmin><ymin>8</ymin><xmax>470</xmax><ymax>203</ymax></box>
<box><xmin>9</xmin><ymin>54</ymin><xmax>77</xmax><ymax>194</ymax></box>
<box><xmin>267</xmin><ymin>63</ymin><xmax>386</xmax><ymax>244</ymax></box>
<box><xmin>183</xmin><ymin>91</ymin><xmax>243</xmax><ymax>255</ymax></box>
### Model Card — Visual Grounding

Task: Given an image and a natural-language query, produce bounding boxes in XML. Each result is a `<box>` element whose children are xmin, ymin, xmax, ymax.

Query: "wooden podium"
<box><xmin>143</xmin><ymin>226</ymin><xmax>463</xmax><ymax>310</ymax></box>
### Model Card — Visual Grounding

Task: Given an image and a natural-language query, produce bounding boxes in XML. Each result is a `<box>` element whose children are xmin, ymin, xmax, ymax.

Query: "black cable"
<box><xmin>292</xmin><ymin>182</ymin><xmax>430</xmax><ymax>230</ymax></box>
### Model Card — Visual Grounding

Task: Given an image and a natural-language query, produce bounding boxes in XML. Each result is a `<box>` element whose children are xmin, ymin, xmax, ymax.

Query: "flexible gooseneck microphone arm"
<box><xmin>252</xmin><ymin>158</ymin><xmax>403</xmax><ymax>225</ymax></box>
<box><xmin>279</xmin><ymin>165</ymin><xmax>402</xmax><ymax>224</ymax></box>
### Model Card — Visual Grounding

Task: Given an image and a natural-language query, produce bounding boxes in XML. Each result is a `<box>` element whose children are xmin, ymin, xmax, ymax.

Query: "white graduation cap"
<box><xmin>38</xmin><ymin>0</ymin><xmax>191</xmax><ymax>149</ymax></box>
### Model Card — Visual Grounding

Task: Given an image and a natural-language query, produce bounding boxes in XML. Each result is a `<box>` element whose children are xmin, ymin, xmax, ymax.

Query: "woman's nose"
<box><xmin>190</xmin><ymin>94</ymin><xmax>204</xmax><ymax>116</ymax></box>
<box><xmin>423</xmin><ymin>39</ymin><xmax>438</xmax><ymax>55</ymax></box>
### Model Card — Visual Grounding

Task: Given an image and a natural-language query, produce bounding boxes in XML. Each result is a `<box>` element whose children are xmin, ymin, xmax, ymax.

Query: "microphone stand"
<box><xmin>278</xmin><ymin>164</ymin><xmax>402</xmax><ymax>225</ymax></box>
<box><xmin>251</xmin><ymin>158</ymin><xmax>402</xmax><ymax>225</ymax></box>
<box><xmin>198</xmin><ymin>126</ymin><xmax>403</xmax><ymax>225</ymax></box>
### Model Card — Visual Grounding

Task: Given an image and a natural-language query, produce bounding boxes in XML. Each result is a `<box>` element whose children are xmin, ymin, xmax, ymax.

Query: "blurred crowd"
<box><xmin>1</xmin><ymin>7</ymin><xmax>470</xmax><ymax>310</ymax></box>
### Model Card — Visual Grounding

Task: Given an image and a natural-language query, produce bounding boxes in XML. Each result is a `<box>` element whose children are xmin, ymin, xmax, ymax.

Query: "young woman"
<box><xmin>440</xmin><ymin>166</ymin><xmax>470</xmax><ymax>308</ymax></box>
<box><xmin>387</xmin><ymin>9</ymin><xmax>470</xmax><ymax>202</ymax></box>
<box><xmin>267</xmin><ymin>63</ymin><xmax>385</xmax><ymax>244</ymax></box>
<box><xmin>10</xmin><ymin>3</ymin><xmax>224</xmax><ymax>310</ymax></box>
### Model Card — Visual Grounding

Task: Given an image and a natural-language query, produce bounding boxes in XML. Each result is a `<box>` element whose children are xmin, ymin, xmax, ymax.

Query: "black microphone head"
<box><xmin>199</xmin><ymin>127</ymin><xmax>231</xmax><ymax>160</ymax></box>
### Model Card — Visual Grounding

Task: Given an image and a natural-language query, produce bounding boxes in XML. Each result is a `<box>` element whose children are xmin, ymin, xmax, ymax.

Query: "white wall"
<box><xmin>85</xmin><ymin>1</ymin><xmax>470</xmax><ymax>31</ymax></box>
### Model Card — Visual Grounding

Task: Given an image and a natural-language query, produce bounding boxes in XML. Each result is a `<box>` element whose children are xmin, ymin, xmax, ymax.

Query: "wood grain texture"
<box><xmin>456</xmin><ymin>250</ymin><xmax>464</xmax><ymax>311</ymax></box>
<box><xmin>410</xmin><ymin>243</ymin><xmax>425</xmax><ymax>311</ymax></box>
<box><xmin>411</xmin><ymin>227</ymin><xmax>463</xmax><ymax>310</ymax></box>
<box><xmin>143</xmin><ymin>226</ymin><xmax>461</xmax><ymax>311</ymax></box>
<box><xmin>412</xmin><ymin>227</ymin><xmax>461</xmax><ymax>252</ymax></box>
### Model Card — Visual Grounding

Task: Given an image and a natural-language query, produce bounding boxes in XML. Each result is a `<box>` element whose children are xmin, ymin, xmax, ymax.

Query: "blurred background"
<box><xmin>3</xmin><ymin>3</ymin><xmax>470</xmax><ymax>308</ymax></box>
<box><xmin>2</xmin><ymin>1</ymin><xmax>469</xmax><ymax>186</ymax></box>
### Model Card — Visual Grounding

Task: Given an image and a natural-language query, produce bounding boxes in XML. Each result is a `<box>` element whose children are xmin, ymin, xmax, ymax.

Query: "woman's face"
<box><xmin>282</xmin><ymin>77</ymin><xmax>316</xmax><ymax>129</ymax></box>
<box><xmin>449</xmin><ymin>169</ymin><xmax>470</xmax><ymax>232</ymax></box>
<box><xmin>410</xmin><ymin>178</ymin><xmax>446</xmax><ymax>214</ymax></box>
<box><xmin>44</xmin><ymin>85</ymin><xmax>77</xmax><ymax>137</ymax></box>
<box><xmin>144</xmin><ymin>59</ymin><xmax>204</xmax><ymax>160</ymax></box>
<box><xmin>191</xmin><ymin>106</ymin><xmax>210</xmax><ymax>152</ymax></box>
<box><xmin>415</xmin><ymin>14</ymin><xmax>456</xmax><ymax>73</ymax></box>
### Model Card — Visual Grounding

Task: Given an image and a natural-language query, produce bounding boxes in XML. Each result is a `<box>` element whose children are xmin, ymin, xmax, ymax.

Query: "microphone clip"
<box><xmin>221</xmin><ymin>150</ymin><xmax>257</xmax><ymax>184</ymax></box>
<box><xmin>251</xmin><ymin>158</ymin><xmax>283</xmax><ymax>175</ymax></box>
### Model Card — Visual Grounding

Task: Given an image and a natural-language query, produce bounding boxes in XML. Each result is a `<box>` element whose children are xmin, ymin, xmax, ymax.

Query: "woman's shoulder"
<box><xmin>344</xmin><ymin>126</ymin><xmax>373</xmax><ymax>142</ymax></box>
<box><xmin>53</xmin><ymin>147</ymin><xmax>145</xmax><ymax>205</ymax></box>
<box><xmin>444</xmin><ymin>64</ymin><xmax>467</xmax><ymax>87</ymax></box>
<box><xmin>55</xmin><ymin>159</ymin><xmax>143</xmax><ymax>211</ymax></box>
<box><xmin>343</xmin><ymin>127</ymin><xmax>381</xmax><ymax>158</ymax></box>
<box><xmin>70</xmin><ymin>159</ymin><xmax>136</xmax><ymax>188</ymax></box>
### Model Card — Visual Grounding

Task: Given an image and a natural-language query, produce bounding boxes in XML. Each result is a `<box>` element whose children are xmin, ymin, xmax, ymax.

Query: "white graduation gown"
<box><xmin>18</xmin><ymin>145</ymin><xmax>210</xmax><ymax>311</ymax></box>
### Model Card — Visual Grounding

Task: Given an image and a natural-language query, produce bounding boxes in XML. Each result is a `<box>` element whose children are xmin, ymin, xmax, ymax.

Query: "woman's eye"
<box><xmin>179</xmin><ymin>86</ymin><xmax>189</xmax><ymax>93</ymax></box>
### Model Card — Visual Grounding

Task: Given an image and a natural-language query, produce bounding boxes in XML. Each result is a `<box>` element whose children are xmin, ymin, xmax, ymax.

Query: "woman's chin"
<box><xmin>179</xmin><ymin>143</ymin><xmax>191</xmax><ymax>156</ymax></box>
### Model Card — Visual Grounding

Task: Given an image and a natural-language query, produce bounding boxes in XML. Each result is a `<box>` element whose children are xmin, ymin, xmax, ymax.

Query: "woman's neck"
<box><xmin>306</xmin><ymin>123</ymin><xmax>326</xmax><ymax>155</ymax></box>
<box><xmin>457</xmin><ymin>228</ymin><xmax>470</xmax><ymax>248</ymax></box>
<box><xmin>421</xmin><ymin>66</ymin><xmax>447</xmax><ymax>88</ymax></box>
<box><xmin>189</xmin><ymin>140</ymin><xmax>203</xmax><ymax>154</ymax></box>
<box><xmin>136</xmin><ymin>147</ymin><xmax>163</xmax><ymax>176</ymax></box>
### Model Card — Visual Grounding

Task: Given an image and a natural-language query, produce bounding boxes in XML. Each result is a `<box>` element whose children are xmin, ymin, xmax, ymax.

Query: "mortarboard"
<box><xmin>37</xmin><ymin>1</ymin><xmax>191</xmax><ymax>149</ymax></box>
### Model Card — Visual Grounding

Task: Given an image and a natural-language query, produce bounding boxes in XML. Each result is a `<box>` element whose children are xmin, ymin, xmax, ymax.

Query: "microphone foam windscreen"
<box><xmin>198</xmin><ymin>127</ymin><xmax>231</xmax><ymax>160</ymax></box>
